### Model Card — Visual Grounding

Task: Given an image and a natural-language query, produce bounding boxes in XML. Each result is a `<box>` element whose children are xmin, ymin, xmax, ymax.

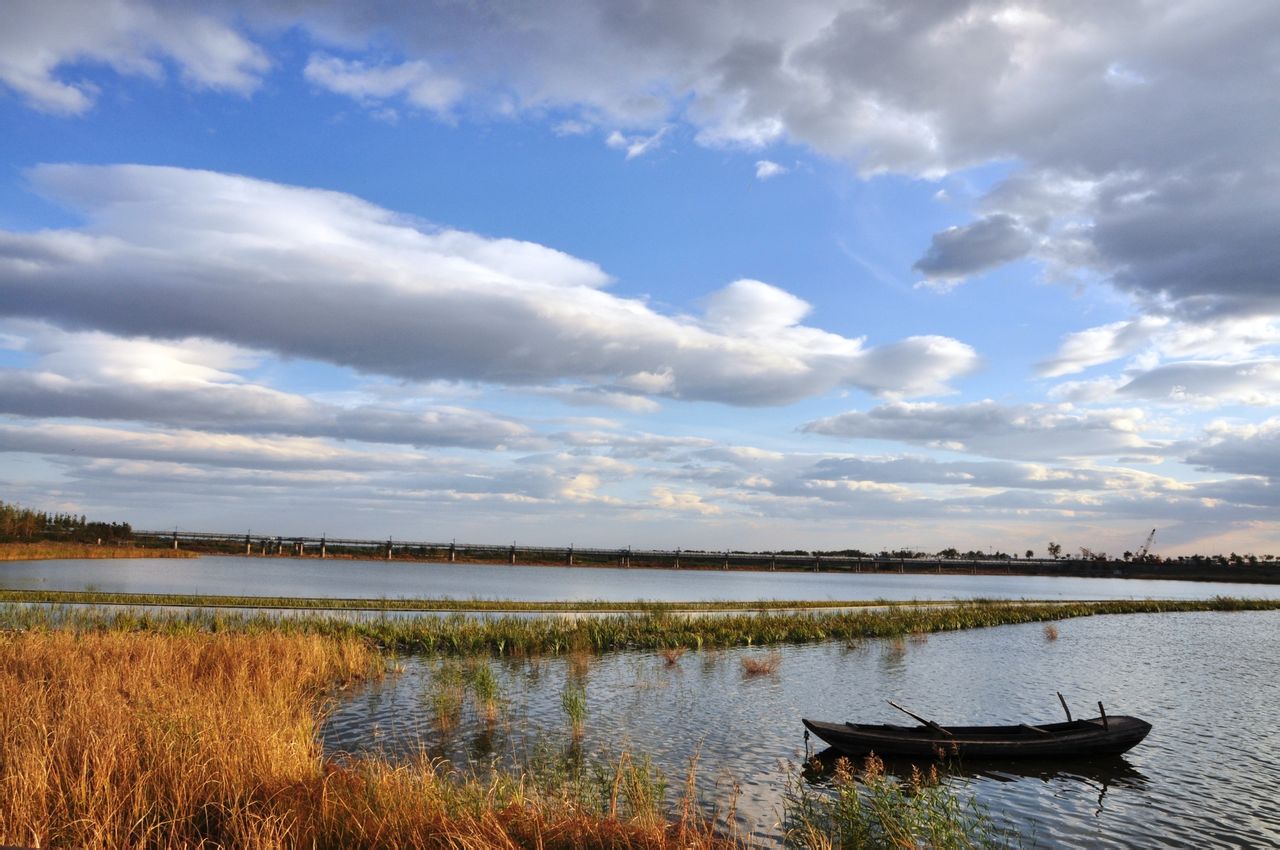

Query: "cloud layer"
<box><xmin>0</xmin><ymin>164</ymin><xmax>976</xmax><ymax>406</ymax></box>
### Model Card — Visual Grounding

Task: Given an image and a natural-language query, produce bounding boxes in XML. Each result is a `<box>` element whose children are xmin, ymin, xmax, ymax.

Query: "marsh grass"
<box><xmin>660</xmin><ymin>646</ymin><xmax>688</xmax><ymax>666</ymax></box>
<box><xmin>464</xmin><ymin>658</ymin><xmax>503</xmax><ymax>725</ymax></box>
<box><xmin>428</xmin><ymin>660</ymin><xmax>466</xmax><ymax>733</ymax></box>
<box><xmin>1043</xmin><ymin>623</ymin><xmax>1060</xmax><ymax>641</ymax></box>
<box><xmin>562</xmin><ymin>682</ymin><xmax>589</xmax><ymax>738</ymax></box>
<box><xmin>0</xmin><ymin>542</ymin><xmax>196</xmax><ymax>561</ymax></box>
<box><xmin>741</xmin><ymin>651</ymin><xmax>782</xmax><ymax>677</ymax></box>
<box><xmin>783</xmin><ymin>754</ymin><xmax>1011</xmax><ymax>849</ymax></box>
<box><xmin>0</xmin><ymin>597</ymin><xmax>1272</xmax><ymax>660</ymax></box>
<box><xmin>0</xmin><ymin>630</ymin><xmax>741</xmax><ymax>850</ymax></box>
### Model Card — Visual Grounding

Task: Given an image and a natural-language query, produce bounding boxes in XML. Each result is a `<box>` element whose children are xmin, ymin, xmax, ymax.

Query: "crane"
<box><xmin>1135</xmin><ymin>528</ymin><xmax>1157</xmax><ymax>562</ymax></box>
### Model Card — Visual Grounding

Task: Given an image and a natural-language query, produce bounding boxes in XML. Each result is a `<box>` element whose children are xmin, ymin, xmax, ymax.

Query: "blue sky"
<box><xmin>1</xmin><ymin>1</ymin><xmax>1278</xmax><ymax>556</ymax></box>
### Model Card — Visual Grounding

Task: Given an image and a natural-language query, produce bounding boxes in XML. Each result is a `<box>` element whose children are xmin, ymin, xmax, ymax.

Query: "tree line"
<box><xmin>0</xmin><ymin>500</ymin><xmax>133</xmax><ymax>543</ymax></box>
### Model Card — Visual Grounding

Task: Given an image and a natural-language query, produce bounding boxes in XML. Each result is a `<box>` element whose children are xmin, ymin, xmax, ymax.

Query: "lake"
<box><xmin>324</xmin><ymin>609</ymin><xmax>1280</xmax><ymax>848</ymax></box>
<box><xmin>2</xmin><ymin>555</ymin><xmax>1279</xmax><ymax>602</ymax></box>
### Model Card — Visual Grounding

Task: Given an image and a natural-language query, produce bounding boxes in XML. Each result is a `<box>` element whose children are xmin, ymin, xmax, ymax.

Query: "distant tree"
<box><xmin>1047</xmin><ymin>541</ymin><xmax>1063</xmax><ymax>559</ymax></box>
<box><xmin>1025</xmin><ymin>549</ymin><xmax>1034</xmax><ymax>559</ymax></box>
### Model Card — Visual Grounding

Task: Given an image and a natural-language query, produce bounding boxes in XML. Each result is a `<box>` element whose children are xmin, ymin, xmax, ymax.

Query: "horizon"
<box><xmin>2</xmin><ymin>1</ymin><xmax>1279</xmax><ymax>558</ymax></box>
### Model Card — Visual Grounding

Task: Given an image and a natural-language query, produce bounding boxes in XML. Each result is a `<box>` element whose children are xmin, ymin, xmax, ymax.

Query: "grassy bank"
<box><xmin>0</xmin><ymin>588</ymin><xmax>932</xmax><ymax>612</ymax></box>
<box><xmin>3</xmin><ymin>597</ymin><xmax>1276</xmax><ymax>656</ymax></box>
<box><xmin>0</xmin><ymin>542</ymin><xmax>196</xmax><ymax>561</ymax></box>
<box><xmin>0</xmin><ymin>628</ymin><xmax>1007</xmax><ymax>849</ymax></box>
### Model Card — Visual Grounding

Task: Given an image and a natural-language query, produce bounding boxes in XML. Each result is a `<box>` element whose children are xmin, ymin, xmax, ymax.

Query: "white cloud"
<box><xmin>304</xmin><ymin>54</ymin><xmax>463</xmax><ymax>115</ymax></box>
<box><xmin>652</xmin><ymin>486</ymin><xmax>721</xmax><ymax>516</ymax></box>
<box><xmin>605</xmin><ymin>125</ymin><xmax>670</xmax><ymax>159</ymax></box>
<box><xmin>0</xmin><ymin>325</ymin><xmax>535</xmax><ymax>449</ymax></box>
<box><xmin>803</xmin><ymin>400</ymin><xmax>1161</xmax><ymax>462</ymax></box>
<box><xmin>754</xmin><ymin>159</ymin><xmax>787</xmax><ymax>180</ymax></box>
<box><xmin>0</xmin><ymin>0</ymin><xmax>267</xmax><ymax>114</ymax></box>
<box><xmin>0</xmin><ymin>164</ymin><xmax>977</xmax><ymax>407</ymax></box>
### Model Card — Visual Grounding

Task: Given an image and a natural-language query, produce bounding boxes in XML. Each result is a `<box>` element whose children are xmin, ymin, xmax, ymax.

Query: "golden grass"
<box><xmin>0</xmin><ymin>541</ymin><xmax>197</xmax><ymax>560</ymax></box>
<box><xmin>658</xmin><ymin>647</ymin><xmax>687</xmax><ymax>666</ymax></box>
<box><xmin>1043</xmin><ymin>623</ymin><xmax>1060</xmax><ymax>641</ymax></box>
<box><xmin>0</xmin><ymin>630</ymin><xmax>731</xmax><ymax>850</ymax></box>
<box><xmin>740</xmin><ymin>651</ymin><xmax>781</xmax><ymax>677</ymax></box>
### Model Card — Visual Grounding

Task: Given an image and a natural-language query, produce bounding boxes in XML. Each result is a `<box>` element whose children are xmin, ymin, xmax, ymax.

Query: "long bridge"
<box><xmin>133</xmin><ymin>529</ymin><xmax>1097</xmax><ymax>574</ymax></box>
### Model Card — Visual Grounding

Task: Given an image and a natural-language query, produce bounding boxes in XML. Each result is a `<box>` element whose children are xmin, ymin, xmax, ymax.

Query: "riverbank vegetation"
<box><xmin>0</xmin><ymin>588</ymin><xmax>922</xmax><ymax>611</ymax></box>
<box><xmin>0</xmin><ymin>626</ymin><xmax>1009</xmax><ymax>849</ymax></box>
<box><xmin>2</xmin><ymin>597</ymin><xmax>1275</xmax><ymax>657</ymax></box>
<box><xmin>0</xmin><ymin>542</ymin><xmax>197</xmax><ymax>561</ymax></box>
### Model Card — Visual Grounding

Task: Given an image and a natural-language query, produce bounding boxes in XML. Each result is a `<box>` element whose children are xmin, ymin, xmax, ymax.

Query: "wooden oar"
<box><xmin>887</xmin><ymin>700</ymin><xmax>953</xmax><ymax>737</ymax></box>
<box><xmin>1057</xmin><ymin>691</ymin><xmax>1073</xmax><ymax>722</ymax></box>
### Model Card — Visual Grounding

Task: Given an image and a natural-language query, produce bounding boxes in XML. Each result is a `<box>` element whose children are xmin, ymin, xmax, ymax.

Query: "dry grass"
<box><xmin>0</xmin><ymin>630</ymin><xmax>733</xmax><ymax>850</ymax></box>
<box><xmin>659</xmin><ymin>647</ymin><xmax>687</xmax><ymax>666</ymax></box>
<box><xmin>740</xmin><ymin>651</ymin><xmax>781</xmax><ymax>677</ymax></box>
<box><xmin>0</xmin><ymin>541</ymin><xmax>196</xmax><ymax>561</ymax></box>
<box><xmin>1043</xmin><ymin>623</ymin><xmax>1060</xmax><ymax>641</ymax></box>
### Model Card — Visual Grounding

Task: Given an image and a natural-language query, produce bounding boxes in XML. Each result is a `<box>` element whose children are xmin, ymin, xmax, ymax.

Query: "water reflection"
<box><xmin>5</xmin><ymin>555</ymin><xmax>1280</xmax><ymax>602</ymax></box>
<box><xmin>804</xmin><ymin>747</ymin><xmax>1150</xmax><ymax>818</ymax></box>
<box><xmin>323</xmin><ymin>610</ymin><xmax>1280</xmax><ymax>848</ymax></box>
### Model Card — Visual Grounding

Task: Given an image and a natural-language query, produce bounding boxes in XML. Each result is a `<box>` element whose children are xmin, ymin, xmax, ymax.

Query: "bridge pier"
<box><xmin>244</xmin><ymin>535</ymin><xmax>251</xmax><ymax>555</ymax></box>
<box><xmin>566</xmin><ymin>547</ymin><xmax>574</xmax><ymax>566</ymax></box>
<box><xmin>723</xmin><ymin>551</ymin><xmax>729</xmax><ymax>570</ymax></box>
<box><xmin>674</xmin><ymin>549</ymin><xmax>680</xmax><ymax>569</ymax></box>
<box><xmin>448</xmin><ymin>543</ymin><xmax>456</xmax><ymax>563</ymax></box>
<box><xmin>385</xmin><ymin>540</ymin><xmax>393</xmax><ymax>560</ymax></box>
<box><xmin>320</xmin><ymin>537</ymin><xmax>326</xmax><ymax>559</ymax></box>
<box><xmin>770</xmin><ymin>553</ymin><xmax>776</xmax><ymax>571</ymax></box>
<box><xmin>509</xmin><ymin>545</ymin><xmax>517</xmax><ymax>565</ymax></box>
<box><xmin>172</xmin><ymin>531</ymin><xmax>179</xmax><ymax>551</ymax></box>
<box><xmin>814</xmin><ymin>554</ymin><xmax>821</xmax><ymax>572</ymax></box>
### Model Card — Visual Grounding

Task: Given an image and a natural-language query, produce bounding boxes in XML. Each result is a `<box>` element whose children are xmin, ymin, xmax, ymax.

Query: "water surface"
<box><xmin>324</xmin><ymin>610</ymin><xmax>1280</xmax><ymax>848</ymax></box>
<box><xmin>3</xmin><ymin>556</ymin><xmax>1277</xmax><ymax>601</ymax></box>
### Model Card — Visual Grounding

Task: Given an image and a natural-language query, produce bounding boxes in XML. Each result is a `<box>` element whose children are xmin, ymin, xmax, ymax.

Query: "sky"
<box><xmin>1</xmin><ymin>0</ymin><xmax>1278</xmax><ymax>557</ymax></box>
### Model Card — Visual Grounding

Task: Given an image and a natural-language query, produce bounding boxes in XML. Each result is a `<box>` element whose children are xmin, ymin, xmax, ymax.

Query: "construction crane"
<box><xmin>1135</xmin><ymin>528</ymin><xmax>1157</xmax><ymax>562</ymax></box>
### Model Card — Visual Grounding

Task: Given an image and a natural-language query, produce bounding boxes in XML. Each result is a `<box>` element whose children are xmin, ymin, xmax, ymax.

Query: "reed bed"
<box><xmin>659</xmin><ymin>646</ymin><xmax>687</xmax><ymax>666</ymax></box>
<box><xmin>783</xmin><ymin>754</ymin><xmax>1009</xmax><ymax>849</ymax></box>
<box><xmin>0</xmin><ymin>542</ymin><xmax>196</xmax><ymax>561</ymax></box>
<box><xmin>1</xmin><ymin>597</ymin><xmax>1275</xmax><ymax>659</ymax></box>
<box><xmin>0</xmin><ymin>588</ymin><xmax>904</xmax><ymax>612</ymax></box>
<box><xmin>741</xmin><ymin>651</ymin><xmax>782</xmax><ymax>676</ymax></box>
<box><xmin>0</xmin><ymin>629</ymin><xmax>737</xmax><ymax>849</ymax></box>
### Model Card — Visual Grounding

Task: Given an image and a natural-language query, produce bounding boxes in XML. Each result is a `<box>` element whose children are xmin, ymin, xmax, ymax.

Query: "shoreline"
<box><xmin>5</xmin><ymin>541</ymin><xmax>1279</xmax><ymax>584</ymax></box>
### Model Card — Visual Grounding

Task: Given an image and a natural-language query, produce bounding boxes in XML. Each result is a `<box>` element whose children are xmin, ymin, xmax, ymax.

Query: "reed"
<box><xmin>741</xmin><ymin>651</ymin><xmax>781</xmax><ymax>676</ymax></box>
<box><xmin>0</xmin><ymin>541</ymin><xmax>196</xmax><ymax>561</ymax></box>
<box><xmin>465</xmin><ymin>658</ymin><xmax>503</xmax><ymax>724</ymax></box>
<box><xmin>2</xmin><ymin>597</ymin><xmax>1275</xmax><ymax>659</ymax></box>
<box><xmin>1043</xmin><ymin>623</ymin><xmax>1059</xmax><ymax>641</ymax></box>
<box><xmin>783</xmin><ymin>754</ymin><xmax>1010</xmax><ymax>849</ymax></box>
<box><xmin>562</xmin><ymin>682</ymin><xmax>589</xmax><ymax>738</ymax></box>
<box><xmin>659</xmin><ymin>646</ymin><xmax>688</xmax><ymax>666</ymax></box>
<box><xmin>0</xmin><ymin>629</ymin><xmax>745</xmax><ymax>849</ymax></box>
<box><xmin>428</xmin><ymin>660</ymin><xmax>466</xmax><ymax>733</ymax></box>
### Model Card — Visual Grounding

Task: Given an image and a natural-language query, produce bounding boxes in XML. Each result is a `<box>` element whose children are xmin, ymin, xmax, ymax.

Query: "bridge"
<box><xmin>133</xmin><ymin>529</ymin><xmax>1085</xmax><ymax>574</ymax></box>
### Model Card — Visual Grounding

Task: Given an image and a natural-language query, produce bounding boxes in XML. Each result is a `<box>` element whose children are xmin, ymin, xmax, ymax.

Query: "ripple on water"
<box><xmin>322</xmin><ymin>610</ymin><xmax>1280</xmax><ymax>848</ymax></box>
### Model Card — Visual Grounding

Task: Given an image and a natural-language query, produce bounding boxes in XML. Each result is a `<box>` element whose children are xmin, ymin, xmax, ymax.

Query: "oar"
<box><xmin>887</xmin><ymin>700</ymin><xmax>953</xmax><ymax>737</ymax></box>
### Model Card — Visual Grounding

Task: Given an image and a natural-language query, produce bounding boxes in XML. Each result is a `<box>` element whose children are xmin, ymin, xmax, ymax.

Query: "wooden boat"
<box><xmin>802</xmin><ymin>700</ymin><xmax>1151</xmax><ymax>760</ymax></box>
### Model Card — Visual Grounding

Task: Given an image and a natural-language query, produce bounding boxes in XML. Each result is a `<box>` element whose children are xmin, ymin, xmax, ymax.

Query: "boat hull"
<box><xmin>802</xmin><ymin>716</ymin><xmax>1151</xmax><ymax>760</ymax></box>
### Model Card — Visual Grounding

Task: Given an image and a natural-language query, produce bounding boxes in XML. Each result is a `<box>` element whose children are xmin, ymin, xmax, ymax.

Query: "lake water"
<box><xmin>323</xmin><ymin>610</ymin><xmax>1280</xmax><ymax>848</ymax></box>
<box><xmin>3</xmin><ymin>556</ymin><xmax>1279</xmax><ymax>602</ymax></box>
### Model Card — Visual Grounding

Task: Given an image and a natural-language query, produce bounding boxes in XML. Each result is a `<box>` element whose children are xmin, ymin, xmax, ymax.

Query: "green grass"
<box><xmin>784</xmin><ymin>754</ymin><xmax>1012</xmax><ymax>849</ymax></box>
<box><xmin>0</xmin><ymin>588</ymin><xmax>923</xmax><ymax>612</ymax></box>
<box><xmin>1</xmin><ymin>597</ymin><xmax>1275</xmax><ymax>657</ymax></box>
